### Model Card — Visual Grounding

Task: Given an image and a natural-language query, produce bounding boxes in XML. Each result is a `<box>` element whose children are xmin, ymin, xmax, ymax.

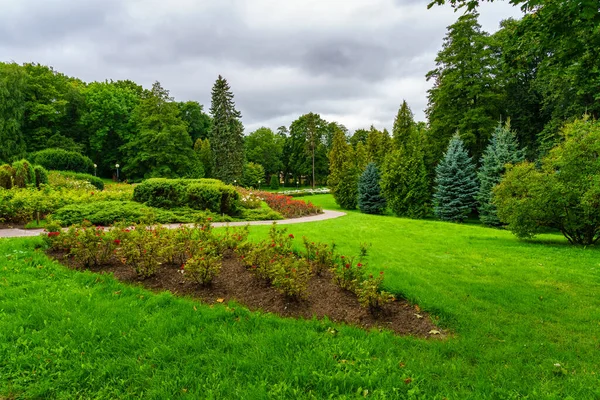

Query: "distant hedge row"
<box><xmin>32</xmin><ymin>148</ymin><xmax>95</xmax><ymax>174</ymax></box>
<box><xmin>52</xmin><ymin>171</ymin><xmax>105</xmax><ymax>190</ymax></box>
<box><xmin>133</xmin><ymin>178</ymin><xmax>239</xmax><ymax>215</ymax></box>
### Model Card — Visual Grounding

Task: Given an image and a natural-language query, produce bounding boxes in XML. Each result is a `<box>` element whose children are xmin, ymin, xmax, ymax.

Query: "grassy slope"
<box><xmin>1</xmin><ymin>195</ymin><xmax>599</xmax><ymax>399</ymax></box>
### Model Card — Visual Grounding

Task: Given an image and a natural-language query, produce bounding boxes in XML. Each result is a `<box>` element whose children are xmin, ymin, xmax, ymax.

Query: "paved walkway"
<box><xmin>0</xmin><ymin>210</ymin><xmax>347</xmax><ymax>239</ymax></box>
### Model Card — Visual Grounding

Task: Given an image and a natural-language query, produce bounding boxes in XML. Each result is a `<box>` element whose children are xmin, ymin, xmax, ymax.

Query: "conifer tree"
<box><xmin>392</xmin><ymin>100</ymin><xmax>415</xmax><ymax>150</ymax></box>
<box><xmin>381</xmin><ymin>134</ymin><xmax>430</xmax><ymax>218</ymax></box>
<box><xmin>477</xmin><ymin>120</ymin><xmax>525</xmax><ymax>225</ymax></box>
<box><xmin>366</xmin><ymin>126</ymin><xmax>389</xmax><ymax>167</ymax></box>
<box><xmin>358</xmin><ymin>162</ymin><xmax>387</xmax><ymax>214</ymax></box>
<box><xmin>355</xmin><ymin>142</ymin><xmax>368</xmax><ymax>172</ymax></box>
<box><xmin>270</xmin><ymin>174</ymin><xmax>280</xmax><ymax>190</ymax></box>
<box><xmin>433</xmin><ymin>133</ymin><xmax>479</xmax><ymax>222</ymax></box>
<box><xmin>328</xmin><ymin>128</ymin><xmax>358</xmax><ymax>209</ymax></box>
<box><xmin>209</xmin><ymin>75</ymin><xmax>244</xmax><ymax>184</ymax></box>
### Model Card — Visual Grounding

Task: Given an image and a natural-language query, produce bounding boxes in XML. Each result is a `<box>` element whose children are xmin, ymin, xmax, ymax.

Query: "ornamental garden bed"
<box><xmin>43</xmin><ymin>220</ymin><xmax>443</xmax><ymax>338</ymax></box>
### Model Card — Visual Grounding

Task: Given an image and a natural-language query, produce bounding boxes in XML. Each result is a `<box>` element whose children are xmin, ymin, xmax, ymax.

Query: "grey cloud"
<box><xmin>0</xmin><ymin>0</ymin><xmax>522</xmax><ymax>132</ymax></box>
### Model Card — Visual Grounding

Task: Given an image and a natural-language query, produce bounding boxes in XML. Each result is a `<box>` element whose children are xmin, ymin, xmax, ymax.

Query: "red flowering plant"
<box><xmin>42</xmin><ymin>216</ymin><xmax>65</xmax><ymax>250</ymax></box>
<box><xmin>355</xmin><ymin>272</ymin><xmax>395</xmax><ymax>312</ymax></box>
<box><xmin>182</xmin><ymin>243</ymin><xmax>222</xmax><ymax>286</ymax></box>
<box><xmin>331</xmin><ymin>243</ymin><xmax>370</xmax><ymax>291</ymax></box>
<box><xmin>65</xmin><ymin>221</ymin><xmax>117</xmax><ymax>268</ymax></box>
<box><xmin>270</xmin><ymin>257</ymin><xmax>312</xmax><ymax>299</ymax></box>
<box><xmin>116</xmin><ymin>223</ymin><xmax>166</xmax><ymax>278</ymax></box>
<box><xmin>302</xmin><ymin>236</ymin><xmax>337</xmax><ymax>276</ymax></box>
<box><xmin>214</xmin><ymin>224</ymin><xmax>251</xmax><ymax>255</ymax></box>
<box><xmin>257</xmin><ymin>192</ymin><xmax>323</xmax><ymax>218</ymax></box>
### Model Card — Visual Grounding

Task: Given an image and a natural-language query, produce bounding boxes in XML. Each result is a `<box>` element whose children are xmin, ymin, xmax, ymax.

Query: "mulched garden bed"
<box><xmin>48</xmin><ymin>251</ymin><xmax>444</xmax><ymax>338</ymax></box>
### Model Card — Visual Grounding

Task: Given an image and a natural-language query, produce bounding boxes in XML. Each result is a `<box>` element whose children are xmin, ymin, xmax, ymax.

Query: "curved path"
<box><xmin>0</xmin><ymin>210</ymin><xmax>347</xmax><ymax>239</ymax></box>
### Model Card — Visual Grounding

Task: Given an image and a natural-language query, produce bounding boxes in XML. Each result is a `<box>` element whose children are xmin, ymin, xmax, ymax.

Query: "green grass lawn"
<box><xmin>1</xmin><ymin>195</ymin><xmax>599</xmax><ymax>399</ymax></box>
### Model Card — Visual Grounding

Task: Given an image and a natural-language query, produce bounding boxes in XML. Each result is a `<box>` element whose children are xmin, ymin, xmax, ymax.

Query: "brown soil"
<box><xmin>48</xmin><ymin>251</ymin><xmax>444</xmax><ymax>338</ymax></box>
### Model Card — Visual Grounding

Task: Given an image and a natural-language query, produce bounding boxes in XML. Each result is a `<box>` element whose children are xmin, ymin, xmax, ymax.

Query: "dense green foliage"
<box><xmin>11</xmin><ymin>159</ymin><xmax>36</xmax><ymax>188</ymax></box>
<box><xmin>32</xmin><ymin>148</ymin><xmax>94</xmax><ymax>174</ymax></box>
<box><xmin>194</xmin><ymin>138</ymin><xmax>215</xmax><ymax>179</ymax></box>
<box><xmin>209</xmin><ymin>76</ymin><xmax>244</xmax><ymax>184</ymax></box>
<box><xmin>121</xmin><ymin>82</ymin><xmax>201</xmax><ymax>180</ymax></box>
<box><xmin>0</xmin><ymin>63</ymin><xmax>27</xmax><ymax>162</ymax></box>
<box><xmin>242</xmin><ymin>162</ymin><xmax>265</xmax><ymax>188</ymax></box>
<box><xmin>358</xmin><ymin>162</ymin><xmax>386</xmax><ymax>215</ymax></box>
<box><xmin>494</xmin><ymin>118</ymin><xmax>600</xmax><ymax>245</ymax></box>
<box><xmin>328</xmin><ymin>128</ymin><xmax>359</xmax><ymax>209</ymax></box>
<box><xmin>33</xmin><ymin>165</ymin><xmax>49</xmax><ymax>188</ymax></box>
<box><xmin>245</xmin><ymin>127</ymin><xmax>284</xmax><ymax>180</ymax></box>
<box><xmin>476</xmin><ymin>121</ymin><xmax>525</xmax><ymax>226</ymax></box>
<box><xmin>133</xmin><ymin>178</ymin><xmax>239</xmax><ymax>215</ymax></box>
<box><xmin>433</xmin><ymin>134</ymin><xmax>478</xmax><ymax>222</ymax></box>
<box><xmin>392</xmin><ymin>100</ymin><xmax>415</xmax><ymax>149</ymax></box>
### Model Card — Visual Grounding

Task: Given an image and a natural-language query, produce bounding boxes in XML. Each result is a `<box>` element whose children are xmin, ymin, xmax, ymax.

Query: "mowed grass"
<box><xmin>1</xmin><ymin>195</ymin><xmax>600</xmax><ymax>399</ymax></box>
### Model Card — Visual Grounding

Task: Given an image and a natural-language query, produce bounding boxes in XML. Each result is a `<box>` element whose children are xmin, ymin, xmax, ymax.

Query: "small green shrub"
<box><xmin>34</xmin><ymin>165</ymin><xmax>49</xmax><ymax>188</ymax></box>
<box><xmin>117</xmin><ymin>225</ymin><xmax>167</xmax><ymax>278</ymax></box>
<box><xmin>53</xmin><ymin>201</ymin><xmax>162</xmax><ymax>226</ymax></box>
<box><xmin>0</xmin><ymin>164</ymin><xmax>15</xmax><ymax>189</ymax></box>
<box><xmin>32</xmin><ymin>148</ymin><xmax>95</xmax><ymax>174</ymax></box>
<box><xmin>12</xmin><ymin>159</ymin><xmax>36</xmax><ymax>188</ymax></box>
<box><xmin>355</xmin><ymin>273</ymin><xmax>395</xmax><ymax>311</ymax></box>
<box><xmin>182</xmin><ymin>245</ymin><xmax>222</xmax><ymax>286</ymax></box>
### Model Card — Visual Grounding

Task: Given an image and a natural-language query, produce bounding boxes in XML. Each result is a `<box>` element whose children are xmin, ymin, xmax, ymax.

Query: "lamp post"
<box><xmin>233</xmin><ymin>179</ymin><xmax>237</xmax><ymax>186</ymax></box>
<box><xmin>93</xmin><ymin>164</ymin><xmax>97</xmax><ymax>177</ymax></box>
<box><xmin>115</xmin><ymin>163</ymin><xmax>120</xmax><ymax>182</ymax></box>
<box><xmin>296</xmin><ymin>180</ymin><xmax>299</xmax><ymax>190</ymax></box>
<box><xmin>258</xmin><ymin>180</ymin><xmax>261</xmax><ymax>190</ymax></box>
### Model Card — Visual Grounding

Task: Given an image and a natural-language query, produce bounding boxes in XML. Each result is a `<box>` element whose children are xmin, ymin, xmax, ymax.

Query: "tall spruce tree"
<box><xmin>381</xmin><ymin>134</ymin><xmax>430</xmax><ymax>218</ymax></box>
<box><xmin>358</xmin><ymin>162</ymin><xmax>387</xmax><ymax>214</ymax></box>
<box><xmin>477</xmin><ymin>120</ymin><xmax>525</xmax><ymax>225</ymax></box>
<box><xmin>209</xmin><ymin>75</ymin><xmax>244</xmax><ymax>184</ymax></box>
<box><xmin>392</xmin><ymin>100</ymin><xmax>415</xmax><ymax>149</ymax></box>
<box><xmin>328</xmin><ymin>128</ymin><xmax>358</xmax><ymax>209</ymax></box>
<box><xmin>433</xmin><ymin>133</ymin><xmax>479</xmax><ymax>222</ymax></box>
<box><xmin>0</xmin><ymin>63</ymin><xmax>27</xmax><ymax>162</ymax></box>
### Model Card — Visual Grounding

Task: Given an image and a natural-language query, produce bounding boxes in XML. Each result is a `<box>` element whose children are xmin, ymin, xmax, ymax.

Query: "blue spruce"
<box><xmin>358</xmin><ymin>162</ymin><xmax>386</xmax><ymax>214</ymax></box>
<box><xmin>433</xmin><ymin>133</ymin><xmax>478</xmax><ymax>222</ymax></box>
<box><xmin>477</xmin><ymin>121</ymin><xmax>526</xmax><ymax>226</ymax></box>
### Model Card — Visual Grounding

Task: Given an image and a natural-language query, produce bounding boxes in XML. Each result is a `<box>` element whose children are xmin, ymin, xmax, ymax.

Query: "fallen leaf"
<box><xmin>414</xmin><ymin>305</ymin><xmax>421</xmax><ymax>312</ymax></box>
<box><xmin>399</xmin><ymin>362</ymin><xmax>406</xmax><ymax>368</ymax></box>
<box><xmin>216</xmin><ymin>298</ymin><xmax>225</xmax><ymax>303</ymax></box>
<box><xmin>114</xmin><ymin>291</ymin><xmax>121</xmax><ymax>295</ymax></box>
<box><xmin>414</xmin><ymin>313</ymin><xmax>423</xmax><ymax>319</ymax></box>
<box><xmin>193</xmin><ymin>306</ymin><xmax>197</xmax><ymax>311</ymax></box>
<box><xmin>428</xmin><ymin>330</ymin><xmax>441</xmax><ymax>335</ymax></box>
<box><xmin>404</xmin><ymin>378</ymin><xmax>412</xmax><ymax>385</ymax></box>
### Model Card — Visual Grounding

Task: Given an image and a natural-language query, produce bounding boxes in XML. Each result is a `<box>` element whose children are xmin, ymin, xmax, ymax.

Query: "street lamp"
<box><xmin>93</xmin><ymin>164</ymin><xmax>97</xmax><ymax>177</ymax></box>
<box><xmin>115</xmin><ymin>163</ymin><xmax>120</xmax><ymax>182</ymax></box>
<box><xmin>258</xmin><ymin>180</ymin><xmax>261</xmax><ymax>190</ymax></box>
<box><xmin>296</xmin><ymin>180</ymin><xmax>299</xmax><ymax>190</ymax></box>
<box><xmin>233</xmin><ymin>179</ymin><xmax>237</xmax><ymax>186</ymax></box>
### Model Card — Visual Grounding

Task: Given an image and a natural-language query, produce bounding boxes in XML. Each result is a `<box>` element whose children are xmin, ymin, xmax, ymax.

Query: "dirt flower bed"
<box><xmin>43</xmin><ymin>220</ymin><xmax>443</xmax><ymax>337</ymax></box>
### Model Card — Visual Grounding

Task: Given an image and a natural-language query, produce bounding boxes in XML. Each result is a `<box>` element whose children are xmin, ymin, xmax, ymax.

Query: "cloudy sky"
<box><xmin>1</xmin><ymin>0</ymin><xmax>522</xmax><ymax>133</ymax></box>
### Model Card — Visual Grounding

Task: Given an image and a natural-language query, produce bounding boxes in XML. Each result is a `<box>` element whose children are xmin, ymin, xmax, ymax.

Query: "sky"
<box><xmin>0</xmin><ymin>0</ymin><xmax>522</xmax><ymax>134</ymax></box>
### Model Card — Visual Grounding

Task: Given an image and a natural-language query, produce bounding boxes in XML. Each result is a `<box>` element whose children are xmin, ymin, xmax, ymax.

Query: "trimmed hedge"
<box><xmin>0</xmin><ymin>164</ymin><xmax>14</xmax><ymax>189</ymax></box>
<box><xmin>52</xmin><ymin>171</ymin><xmax>105</xmax><ymax>190</ymax></box>
<box><xmin>133</xmin><ymin>178</ymin><xmax>239</xmax><ymax>215</ymax></box>
<box><xmin>32</xmin><ymin>148</ymin><xmax>95</xmax><ymax>174</ymax></box>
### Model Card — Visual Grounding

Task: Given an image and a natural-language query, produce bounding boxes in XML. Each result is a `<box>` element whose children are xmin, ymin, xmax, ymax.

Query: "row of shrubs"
<box><xmin>133</xmin><ymin>178</ymin><xmax>239</xmax><ymax>215</ymax></box>
<box><xmin>0</xmin><ymin>160</ymin><xmax>48</xmax><ymax>189</ymax></box>
<box><xmin>44</xmin><ymin>221</ymin><xmax>395</xmax><ymax>312</ymax></box>
<box><xmin>0</xmin><ymin>185</ymin><xmax>132</xmax><ymax>223</ymax></box>
<box><xmin>49</xmin><ymin>171</ymin><xmax>105</xmax><ymax>190</ymax></box>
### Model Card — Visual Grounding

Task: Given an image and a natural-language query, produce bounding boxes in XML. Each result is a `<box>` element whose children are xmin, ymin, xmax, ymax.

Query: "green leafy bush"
<box><xmin>358</xmin><ymin>162</ymin><xmax>387</xmax><ymax>215</ymax></box>
<box><xmin>133</xmin><ymin>178</ymin><xmax>239</xmax><ymax>215</ymax></box>
<box><xmin>32</xmin><ymin>148</ymin><xmax>95</xmax><ymax>174</ymax></box>
<box><xmin>34</xmin><ymin>165</ymin><xmax>49</xmax><ymax>188</ymax></box>
<box><xmin>12</xmin><ymin>159</ymin><xmax>35</xmax><ymax>188</ymax></box>
<box><xmin>50</xmin><ymin>171</ymin><xmax>104</xmax><ymax>190</ymax></box>
<box><xmin>183</xmin><ymin>247</ymin><xmax>223</xmax><ymax>286</ymax></box>
<box><xmin>494</xmin><ymin>118</ymin><xmax>600</xmax><ymax>245</ymax></box>
<box><xmin>0</xmin><ymin>164</ymin><xmax>14</xmax><ymax>189</ymax></box>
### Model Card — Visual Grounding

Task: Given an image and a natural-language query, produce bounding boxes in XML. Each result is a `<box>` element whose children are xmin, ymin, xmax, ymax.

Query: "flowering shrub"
<box><xmin>235</xmin><ymin>187</ymin><xmax>262</xmax><ymax>209</ymax></box>
<box><xmin>355</xmin><ymin>273</ymin><xmax>395</xmax><ymax>311</ymax></box>
<box><xmin>270</xmin><ymin>257</ymin><xmax>312</xmax><ymax>299</ymax></box>
<box><xmin>302</xmin><ymin>237</ymin><xmax>337</xmax><ymax>276</ymax></box>
<box><xmin>182</xmin><ymin>244</ymin><xmax>222</xmax><ymax>286</ymax></box>
<box><xmin>331</xmin><ymin>244</ymin><xmax>370</xmax><ymax>291</ymax></box>
<box><xmin>117</xmin><ymin>225</ymin><xmax>167</xmax><ymax>278</ymax></box>
<box><xmin>257</xmin><ymin>192</ymin><xmax>323</xmax><ymax>218</ymax></box>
